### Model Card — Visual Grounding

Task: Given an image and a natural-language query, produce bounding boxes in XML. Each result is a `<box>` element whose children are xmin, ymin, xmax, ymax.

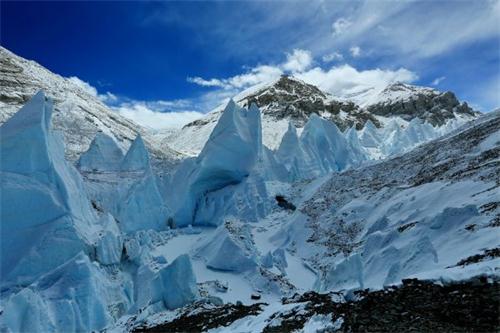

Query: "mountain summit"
<box><xmin>168</xmin><ymin>75</ymin><xmax>478</xmax><ymax>155</ymax></box>
<box><xmin>366</xmin><ymin>82</ymin><xmax>477</xmax><ymax>125</ymax></box>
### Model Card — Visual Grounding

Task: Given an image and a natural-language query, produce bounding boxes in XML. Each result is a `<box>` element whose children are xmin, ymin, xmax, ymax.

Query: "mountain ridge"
<box><xmin>0</xmin><ymin>46</ymin><xmax>183</xmax><ymax>165</ymax></box>
<box><xmin>168</xmin><ymin>75</ymin><xmax>478</xmax><ymax>155</ymax></box>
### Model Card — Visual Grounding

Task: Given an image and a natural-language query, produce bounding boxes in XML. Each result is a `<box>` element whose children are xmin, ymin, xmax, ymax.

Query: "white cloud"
<box><xmin>115</xmin><ymin>102</ymin><xmax>203</xmax><ymax>130</ymax></box>
<box><xmin>349</xmin><ymin>46</ymin><xmax>361</xmax><ymax>57</ymax></box>
<box><xmin>320</xmin><ymin>1</ymin><xmax>500</xmax><ymax>59</ymax></box>
<box><xmin>188</xmin><ymin>64</ymin><xmax>283</xmax><ymax>91</ymax></box>
<box><xmin>188</xmin><ymin>49</ymin><xmax>314</xmax><ymax>91</ymax></box>
<box><xmin>68</xmin><ymin>76</ymin><xmax>98</xmax><ymax>97</ymax></box>
<box><xmin>225</xmin><ymin>65</ymin><xmax>283</xmax><ymax>89</ymax></box>
<box><xmin>99</xmin><ymin>91</ymin><xmax>118</xmax><ymax>104</ymax></box>
<box><xmin>66</xmin><ymin>75</ymin><xmax>205</xmax><ymax>130</ymax></box>
<box><xmin>67</xmin><ymin>76</ymin><xmax>119</xmax><ymax>104</ymax></box>
<box><xmin>149</xmin><ymin>1</ymin><xmax>499</xmax><ymax>66</ymax></box>
<box><xmin>282</xmin><ymin>49</ymin><xmax>313</xmax><ymax>73</ymax></box>
<box><xmin>322</xmin><ymin>52</ymin><xmax>344</xmax><ymax>62</ymax></box>
<box><xmin>332</xmin><ymin>18</ymin><xmax>352</xmax><ymax>36</ymax></box>
<box><xmin>188</xmin><ymin>49</ymin><xmax>418</xmax><ymax>105</ymax></box>
<box><xmin>186</xmin><ymin>77</ymin><xmax>225</xmax><ymax>88</ymax></box>
<box><xmin>431</xmin><ymin>76</ymin><xmax>446</xmax><ymax>86</ymax></box>
<box><xmin>296</xmin><ymin>64</ymin><xmax>417</xmax><ymax>100</ymax></box>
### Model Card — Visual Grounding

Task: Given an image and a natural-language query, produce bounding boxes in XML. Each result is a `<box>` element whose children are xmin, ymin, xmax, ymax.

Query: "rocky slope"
<box><xmin>366</xmin><ymin>82</ymin><xmax>478</xmax><ymax>126</ymax></box>
<box><xmin>136</xmin><ymin>277</ymin><xmax>499</xmax><ymax>333</ymax></box>
<box><xmin>167</xmin><ymin>76</ymin><xmax>478</xmax><ymax>155</ymax></box>
<box><xmin>0</xmin><ymin>46</ymin><xmax>182</xmax><ymax>165</ymax></box>
<box><xmin>239</xmin><ymin>76</ymin><xmax>379</xmax><ymax>130</ymax></box>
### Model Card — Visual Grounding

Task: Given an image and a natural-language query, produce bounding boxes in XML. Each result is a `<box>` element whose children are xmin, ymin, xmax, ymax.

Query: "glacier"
<box><xmin>78</xmin><ymin>134</ymin><xmax>169</xmax><ymax>233</ymax></box>
<box><xmin>168</xmin><ymin>101</ymin><xmax>265</xmax><ymax>227</ymax></box>
<box><xmin>0</xmin><ymin>88</ymin><xmax>497</xmax><ymax>333</ymax></box>
<box><xmin>275</xmin><ymin>114</ymin><xmax>367</xmax><ymax>180</ymax></box>
<box><xmin>195</xmin><ymin>222</ymin><xmax>258</xmax><ymax>272</ymax></box>
<box><xmin>0</xmin><ymin>92</ymin><xmax>200</xmax><ymax>333</ymax></box>
<box><xmin>0</xmin><ymin>91</ymin><xmax>98</xmax><ymax>288</ymax></box>
<box><xmin>120</xmin><ymin>134</ymin><xmax>150</xmax><ymax>172</ymax></box>
<box><xmin>77</xmin><ymin>132</ymin><xmax>124</xmax><ymax>172</ymax></box>
<box><xmin>158</xmin><ymin>254</ymin><xmax>199</xmax><ymax>310</ymax></box>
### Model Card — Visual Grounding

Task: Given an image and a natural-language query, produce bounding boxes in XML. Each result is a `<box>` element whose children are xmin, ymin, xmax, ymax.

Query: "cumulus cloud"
<box><xmin>115</xmin><ymin>102</ymin><xmax>203</xmax><ymax>130</ymax></box>
<box><xmin>349</xmin><ymin>46</ymin><xmax>361</xmax><ymax>57</ymax></box>
<box><xmin>225</xmin><ymin>65</ymin><xmax>283</xmax><ymax>89</ymax></box>
<box><xmin>322</xmin><ymin>52</ymin><xmax>344</xmax><ymax>62</ymax></box>
<box><xmin>188</xmin><ymin>65</ymin><xmax>283</xmax><ymax>91</ymax></box>
<box><xmin>186</xmin><ymin>77</ymin><xmax>225</xmax><ymax>88</ymax></box>
<box><xmin>66</xmin><ymin>75</ymin><xmax>204</xmax><ymax>130</ymax></box>
<box><xmin>188</xmin><ymin>48</ymin><xmax>418</xmax><ymax>104</ymax></box>
<box><xmin>188</xmin><ymin>49</ymin><xmax>314</xmax><ymax>91</ymax></box>
<box><xmin>332</xmin><ymin>18</ymin><xmax>352</xmax><ymax>36</ymax></box>
<box><xmin>296</xmin><ymin>64</ymin><xmax>417</xmax><ymax>100</ymax></box>
<box><xmin>282</xmin><ymin>49</ymin><xmax>313</xmax><ymax>73</ymax></box>
<box><xmin>431</xmin><ymin>76</ymin><xmax>446</xmax><ymax>86</ymax></box>
<box><xmin>68</xmin><ymin>76</ymin><xmax>99</xmax><ymax>97</ymax></box>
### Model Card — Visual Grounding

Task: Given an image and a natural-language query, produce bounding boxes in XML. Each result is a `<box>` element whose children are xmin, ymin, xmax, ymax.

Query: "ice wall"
<box><xmin>77</xmin><ymin>132</ymin><xmax>124</xmax><ymax>172</ymax></box>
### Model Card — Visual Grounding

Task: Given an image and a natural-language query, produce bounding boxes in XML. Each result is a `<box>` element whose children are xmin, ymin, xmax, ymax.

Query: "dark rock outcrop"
<box><xmin>367</xmin><ymin>82</ymin><xmax>478</xmax><ymax>126</ymax></box>
<box><xmin>239</xmin><ymin>76</ymin><xmax>381</xmax><ymax>130</ymax></box>
<box><xmin>136</xmin><ymin>278</ymin><xmax>499</xmax><ymax>333</ymax></box>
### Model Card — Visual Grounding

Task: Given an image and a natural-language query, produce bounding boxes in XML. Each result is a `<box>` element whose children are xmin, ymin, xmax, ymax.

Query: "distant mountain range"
<box><xmin>0</xmin><ymin>46</ymin><xmax>478</xmax><ymax>160</ymax></box>
<box><xmin>167</xmin><ymin>75</ymin><xmax>477</xmax><ymax>155</ymax></box>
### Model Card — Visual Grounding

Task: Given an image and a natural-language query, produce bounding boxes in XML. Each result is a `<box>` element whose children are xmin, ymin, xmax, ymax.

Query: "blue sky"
<box><xmin>1</xmin><ymin>1</ymin><xmax>499</xmax><ymax>128</ymax></box>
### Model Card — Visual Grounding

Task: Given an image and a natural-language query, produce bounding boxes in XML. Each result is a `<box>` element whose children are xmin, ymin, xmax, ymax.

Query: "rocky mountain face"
<box><xmin>0</xmin><ymin>47</ymin><xmax>182</xmax><ymax>165</ymax></box>
<box><xmin>171</xmin><ymin>75</ymin><xmax>478</xmax><ymax>155</ymax></box>
<box><xmin>367</xmin><ymin>82</ymin><xmax>478</xmax><ymax>126</ymax></box>
<box><xmin>239</xmin><ymin>75</ymin><xmax>380</xmax><ymax>130</ymax></box>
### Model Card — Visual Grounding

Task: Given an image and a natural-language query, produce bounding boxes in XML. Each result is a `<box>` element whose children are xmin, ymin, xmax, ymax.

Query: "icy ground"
<box><xmin>126</xmin><ymin>108</ymin><xmax>500</xmax><ymax>332</ymax></box>
<box><xmin>0</xmin><ymin>91</ymin><xmax>498</xmax><ymax>333</ymax></box>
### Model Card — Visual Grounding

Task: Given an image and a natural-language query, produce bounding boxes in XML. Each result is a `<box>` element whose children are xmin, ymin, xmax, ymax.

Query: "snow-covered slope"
<box><xmin>0</xmin><ymin>47</ymin><xmax>182</xmax><ymax>164</ymax></box>
<box><xmin>132</xmin><ymin>109</ymin><xmax>499</xmax><ymax>332</ymax></box>
<box><xmin>291</xmin><ymin>110</ymin><xmax>500</xmax><ymax>291</ymax></box>
<box><xmin>1</xmin><ymin>88</ymin><xmax>497</xmax><ymax>333</ymax></box>
<box><xmin>166</xmin><ymin>76</ymin><xmax>478</xmax><ymax>156</ymax></box>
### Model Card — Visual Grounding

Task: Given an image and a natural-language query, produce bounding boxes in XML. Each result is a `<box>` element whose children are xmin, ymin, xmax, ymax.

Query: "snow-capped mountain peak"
<box><xmin>166</xmin><ymin>75</ymin><xmax>478</xmax><ymax>155</ymax></box>
<box><xmin>365</xmin><ymin>81</ymin><xmax>478</xmax><ymax>125</ymax></box>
